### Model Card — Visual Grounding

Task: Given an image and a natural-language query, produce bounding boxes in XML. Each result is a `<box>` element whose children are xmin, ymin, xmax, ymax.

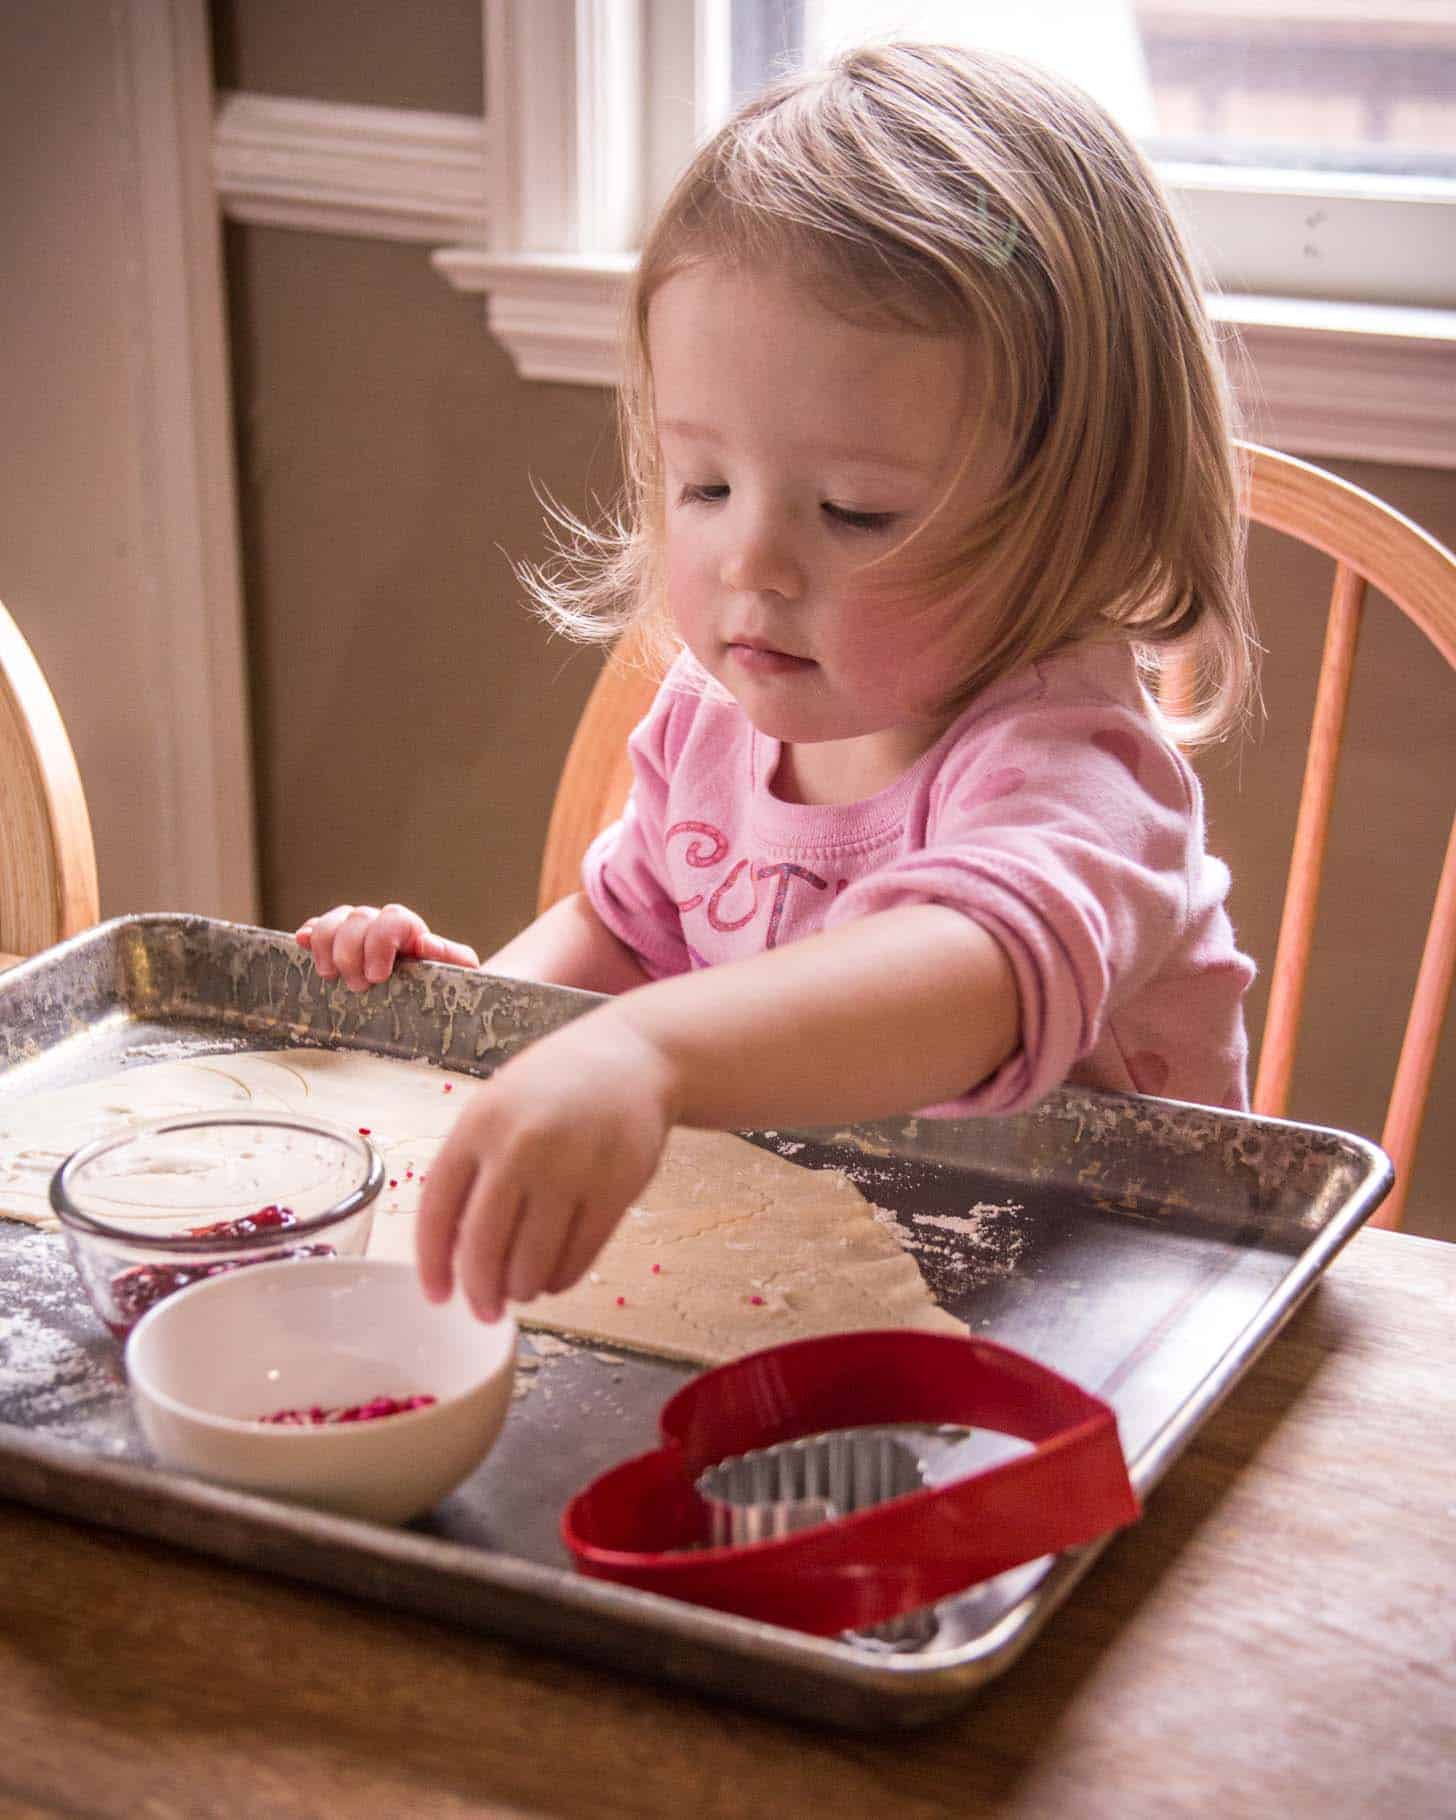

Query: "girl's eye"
<box><xmin>678</xmin><ymin>484</ymin><xmax>728</xmax><ymax>506</ymax></box>
<box><xmin>823</xmin><ymin>503</ymin><xmax>899</xmax><ymax>533</ymax></box>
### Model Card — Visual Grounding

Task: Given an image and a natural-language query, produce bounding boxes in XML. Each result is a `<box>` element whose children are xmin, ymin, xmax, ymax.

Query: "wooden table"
<box><xmin>1</xmin><ymin>1225</ymin><xmax>1450</xmax><ymax>1818</ymax></box>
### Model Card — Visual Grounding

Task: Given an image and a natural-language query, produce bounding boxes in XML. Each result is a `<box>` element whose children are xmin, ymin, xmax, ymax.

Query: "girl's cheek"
<box><xmin>833</xmin><ymin>587</ymin><xmax>904</xmax><ymax>663</ymax></box>
<box><xmin>664</xmin><ymin>545</ymin><xmax>713</xmax><ymax>639</ymax></box>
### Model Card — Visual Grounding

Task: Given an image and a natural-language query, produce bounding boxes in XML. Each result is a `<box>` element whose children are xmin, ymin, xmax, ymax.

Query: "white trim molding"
<box><xmin>481</xmin><ymin>0</ymin><xmax>643</xmax><ymax>256</ymax></box>
<box><xmin>213</xmin><ymin>92</ymin><xmax>488</xmax><ymax>243</ymax></box>
<box><xmin>431</xmin><ymin>251</ymin><xmax>634</xmax><ymax>386</ymax></box>
<box><xmin>1213</xmin><ymin>295</ymin><xmax>1456</xmax><ymax>472</ymax></box>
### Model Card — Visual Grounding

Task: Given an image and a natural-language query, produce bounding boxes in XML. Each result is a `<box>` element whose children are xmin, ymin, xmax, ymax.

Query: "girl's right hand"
<box><xmin>295</xmin><ymin>904</ymin><xmax>480</xmax><ymax>992</ymax></box>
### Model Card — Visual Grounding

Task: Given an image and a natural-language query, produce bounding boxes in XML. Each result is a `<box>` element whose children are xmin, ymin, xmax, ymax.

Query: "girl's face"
<box><xmin>648</xmin><ymin>260</ymin><xmax>1005</xmax><ymax>800</ymax></box>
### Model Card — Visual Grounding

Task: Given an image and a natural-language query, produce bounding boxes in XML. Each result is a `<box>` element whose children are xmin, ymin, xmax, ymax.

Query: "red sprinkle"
<box><xmin>443</xmin><ymin>1083</ymin><xmax>453</xmax><ymax>1092</ymax></box>
<box><xmin>650</xmin><ymin>1263</ymin><xmax>662</xmax><ymax>1275</ymax></box>
<box><xmin>748</xmin><ymin>1295</ymin><xmax>765</xmax><ymax>1306</ymax></box>
<box><xmin>358</xmin><ymin>1127</ymin><xmax>371</xmax><ymax>1136</ymax></box>
<box><xmin>108</xmin><ymin>1236</ymin><xmax>333</xmax><ymax>1335</ymax></box>
<box><xmin>389</xmin><ymin>1179</ymin><xmax>398</xmax><ymax>1189</ymax></box>
<box><xmin>615</xmin><ymin>1296</ymin><xmax>626</xmax><ymax>1307</ymax></box>
<box><xmin>186</xmin><ymin>1204</ymin><xmax>296</xmax><ymax>1241</ymax></box>
<box><xmin>258</xmin><ymin>1394</ymin><xmax>437</xmax><ymax>1426</ymax></box>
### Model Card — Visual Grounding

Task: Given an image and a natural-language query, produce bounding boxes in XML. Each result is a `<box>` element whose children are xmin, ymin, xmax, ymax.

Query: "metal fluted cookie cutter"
<box><xmin>695</xmin><ymin>1424</ymin><xmax>939</xmax><ymax>1648</ymax></box>
<box><xmin>696</xmin><ymin>1425</ymin><xmax>929</xmax><ymax>1546</ymax></box>
<box><xmin>562</xmin><ymin>1330</ymin><xmax>1141</xmax><ymax>1640</ymax></box>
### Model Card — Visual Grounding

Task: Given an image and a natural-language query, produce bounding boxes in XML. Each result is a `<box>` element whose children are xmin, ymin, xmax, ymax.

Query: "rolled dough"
<box><xmin>0</xmin><ymin>1047</ymin><xmax>965</xmax><ymax>1363</ymax></box>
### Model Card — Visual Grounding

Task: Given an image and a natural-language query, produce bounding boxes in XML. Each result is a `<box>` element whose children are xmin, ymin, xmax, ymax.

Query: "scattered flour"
<box><xmin>0</xmin><ymin>1230</ymin><xmax>124</xmax><ymax>1433</ymax></box>
<box><xmin>871</xmin><ymin>1206</ymin><xmax>915</xmax><ymax>1250</ymax></box>
<box><xmin>509</xmin><ymin>1328</ymin><xmax>587</xmax><ymax>1402</ymax></box>
<box><xmin>871</xmin><ymin>1198</ymin><xmax>1028</xmax><ymax>1289</ymax></box>
<box><xmin>912</xmin><ymin>1201</ymin><xmax>1024</xmax><ymax>1239</ymax></box>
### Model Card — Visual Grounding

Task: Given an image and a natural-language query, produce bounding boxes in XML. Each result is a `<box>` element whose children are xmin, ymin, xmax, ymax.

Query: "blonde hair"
<box><xmin>524</xmin><ymin>41</ymin><xmax>1258</xmax><ymax>745</ymax></box>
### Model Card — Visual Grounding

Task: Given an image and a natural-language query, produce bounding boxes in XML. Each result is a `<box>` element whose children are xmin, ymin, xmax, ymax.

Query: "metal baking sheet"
<box><xmin>0</xmin><ymin>915</ymin><xmax>1392</xmax><ymax>1729</ymax></box>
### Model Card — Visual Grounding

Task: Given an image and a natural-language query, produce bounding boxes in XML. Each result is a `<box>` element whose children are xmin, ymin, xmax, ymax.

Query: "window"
<box><xmin>1134</xmin><ymin>0</ymin><xmax>1456</xmax><ymax>178</ymax></box>
<box><xmin>728</xmin><ymin>2</ymin><xmax>1456</xmax><ymax>176</ymax></box>
<box><xmin>436</xmin><ymin>1</ymin><xmax>1454</xmax><ymax>464</ymax></box>
<box><xmin>714</xmin><ymin>1</ymin><xmax>1456</xmax><ymax>306</ymax></box>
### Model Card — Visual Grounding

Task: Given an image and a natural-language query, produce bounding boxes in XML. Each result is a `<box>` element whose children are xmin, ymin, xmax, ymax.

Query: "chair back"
<box><xmin>0</xmin><ymin>598</ymin><xmax>99</xmax><ymax>960</ymax></box>
<box><xmin>1235</xmin><ymin>445</ymin><xmax>1456</xmax><ymax>1230</ymax></box>
<box><xmin>538</xmin><ymin>624</ymin><xmax>662</xmax><ymax>914</ymax></box>
<box><xmin>537</xmin><ymin>445</ymin><xmax>1456</xmax><ymax>1230</ymax></box>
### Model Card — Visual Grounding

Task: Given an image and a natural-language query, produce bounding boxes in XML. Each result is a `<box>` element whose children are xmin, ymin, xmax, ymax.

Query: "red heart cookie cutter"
<box><xmin>562</xmin><ymin>1329</ymin><xmax>1140</xmax><ymax>1635</ymax></box>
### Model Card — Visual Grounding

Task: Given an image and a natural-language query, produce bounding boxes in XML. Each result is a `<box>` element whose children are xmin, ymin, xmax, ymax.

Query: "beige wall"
<box><xmin>217</xmin><ymin>4</ymin><xmax>1455</xmax><ymax>1240</ymax></box>
<box><xmin>225</xmin><ymin>224</ymin><xmax>617</xmax><ymax>957</ymax></box>
<box><xmin>211</xmin><ymin>0</ymin><xmax>484</xmax><ymax>114</ymax></box>
<box><xmin>1</xmin><ymin>3</ymin><xmax>217</xmax><ymax>919</ymax></box>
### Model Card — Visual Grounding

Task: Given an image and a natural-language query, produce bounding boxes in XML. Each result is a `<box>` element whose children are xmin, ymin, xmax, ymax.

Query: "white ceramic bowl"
<box><xmin>125</xmin><ymin>1257</ymin><xmax>516</xmax><ymax>1524</ymax></box>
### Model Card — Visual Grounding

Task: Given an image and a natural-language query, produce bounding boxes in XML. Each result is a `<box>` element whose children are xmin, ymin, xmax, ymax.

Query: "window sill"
<box><xmin>1210</xmin><ymin>293</ymin><xmax>1456</xmax><ymax>470</ymax></box>
<box><xmin>431</xmin><ymin>250</ymin><xmax>634</xmax><ymax>384</ymax></box>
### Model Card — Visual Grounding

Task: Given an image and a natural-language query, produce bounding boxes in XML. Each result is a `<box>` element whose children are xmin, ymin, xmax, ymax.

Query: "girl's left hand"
<box><xmin>415</xmin><ymin>1009</ymin><xmax>678</xmax><ymax>1322</ymax></box>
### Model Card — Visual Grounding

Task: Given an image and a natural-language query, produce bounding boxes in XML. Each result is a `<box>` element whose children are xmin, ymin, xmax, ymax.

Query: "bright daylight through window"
<box><xmin>727</xmin><ymin>1</ymin><xmax>1456</xmax><ymax>178</ymax></box>
<box><xmin>720</xmin><ymin>1</ymin><xmax>1456</xmax><ymax>308</ymax></box>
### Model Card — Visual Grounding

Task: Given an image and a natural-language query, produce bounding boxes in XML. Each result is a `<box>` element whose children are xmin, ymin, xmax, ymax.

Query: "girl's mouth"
<box><xmin>727</xmin><ymin>641</ymin><xmax>816</xmax><ymax>676</ymax></box>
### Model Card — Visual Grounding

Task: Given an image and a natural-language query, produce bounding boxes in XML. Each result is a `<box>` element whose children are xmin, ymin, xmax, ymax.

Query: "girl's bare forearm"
<box><xmin>483</xmin><ymin>893</ymin><xmax>653</xmax><ymax>995</ymax></box>
<box><xmin>606</xmin><ymin>904</ymin><xmax>1020</xmax><ymax>1132</ymax></box>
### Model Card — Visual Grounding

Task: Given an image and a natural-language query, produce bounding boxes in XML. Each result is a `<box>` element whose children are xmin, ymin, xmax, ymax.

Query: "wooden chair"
<box><xmin>538</xmin><ymin>444</ymin><xmax>1456</xmax><ymax>1231</ymax></box>
<box><xmin>0</xmin><ymin>597</ymin><xmax>99</xmax><ymax>966</ymax></box>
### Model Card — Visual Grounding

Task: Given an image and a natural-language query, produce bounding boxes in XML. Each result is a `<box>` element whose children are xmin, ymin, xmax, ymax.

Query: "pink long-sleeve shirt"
<box><xmin>583</xmin><ymin>642</ymin><xmax>1253</xmax><ymax>1117</ymax></box>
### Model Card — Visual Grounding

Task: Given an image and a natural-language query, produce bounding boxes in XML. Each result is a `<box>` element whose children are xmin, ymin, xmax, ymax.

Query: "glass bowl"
<box><xmin>124</xmin><ymin>1257</ymin><xmax>517</xmax><ymax>1523</ymax></box>
<box><xmin>50</xmin><ymin>1111</ymin><xmax>384</xmax><ymax>1337</ymax></box>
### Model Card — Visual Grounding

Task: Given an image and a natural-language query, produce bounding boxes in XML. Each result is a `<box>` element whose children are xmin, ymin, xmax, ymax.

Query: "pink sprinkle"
<box><xmin>259</xmin><ymin>1393</ymin><xmax>436</xmax><ymax>1426</ymax></box>
<box><xmin>650</xmin><ymin>1263</ymin><xmax>661</xmax><ymax>1275</ymax></box>
<box><xmin>615</xmin><ymin>1296</ymin><xmax>626</xmax><ymax>1307</ymax></box>
<box><xmin>443</xmin><ymin>1082</ymin><xmax>453</xmax><ymax>1092</ymax></box>
<box><xmin>748</xmin><ymin>1295</ymin><xmax>765</xmax><ymax>1306</ymax></box>
<box><xmin>406</xmin><ymin>1169</ymin><xmax>413</xmax><ymax>1180</ymax></box>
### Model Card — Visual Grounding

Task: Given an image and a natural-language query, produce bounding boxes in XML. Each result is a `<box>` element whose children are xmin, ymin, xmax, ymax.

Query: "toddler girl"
<box><xmin>300</xmin><ymin>42</ymin><xmax>1258</xmax><ymax>1323</ymax></box>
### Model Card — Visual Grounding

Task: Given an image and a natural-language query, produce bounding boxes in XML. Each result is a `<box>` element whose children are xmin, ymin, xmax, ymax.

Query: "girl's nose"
<box><xmin>720</xmin><ymin>517</ymin><xmax>802</xmax><ymax>599</ymax></box>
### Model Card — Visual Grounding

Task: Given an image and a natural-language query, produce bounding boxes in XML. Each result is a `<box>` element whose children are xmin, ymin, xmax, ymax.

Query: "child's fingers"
<box><xmin>297</xmin><ymin>903</ymin><xmax>478</xmax><ymax>988</ymax></box>
<box><xmin>454</xmin><ymin>1173</ymin><xmax>531</xmax><ymax>1323</ymax></box>
<box><xmin>422</xmin><ymin>934</ymin><xmax>482</xmax><ymax>970</ymax></box>
<box><xmin>363</xmin><ymin>904</ymin><xmax>427</xmax><ymax>983</ymax></box>
<box><xmin>300</xmin><ymin>903</ymin><xmax>362</xmax><ymax>978</ymax></box>
<box><xmin>545</xmin><ymin>1203</ymin><xmax>616</xmax><ymax>1296</ymax></box>
<box><xmin>415</xmin><ymin>1129</ymin><xmax>483</xmax><ymax>1304</ymax></box>
<box><xmin>502</xmin><ymin>1192</ymin><xmax>578</xmax><ymax>1308</ymax></box>
<box><xmin>328</xmin><ymin>905</ymin><xmax>382</xmax><ymax>990</ymax></box>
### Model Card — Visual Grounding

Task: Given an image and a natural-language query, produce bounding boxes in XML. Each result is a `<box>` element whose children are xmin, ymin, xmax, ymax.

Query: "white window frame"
<box><xmin>430</xmin><ymin>0</ymin><xmax>1456</xmax><ymax>469</ymax></box>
